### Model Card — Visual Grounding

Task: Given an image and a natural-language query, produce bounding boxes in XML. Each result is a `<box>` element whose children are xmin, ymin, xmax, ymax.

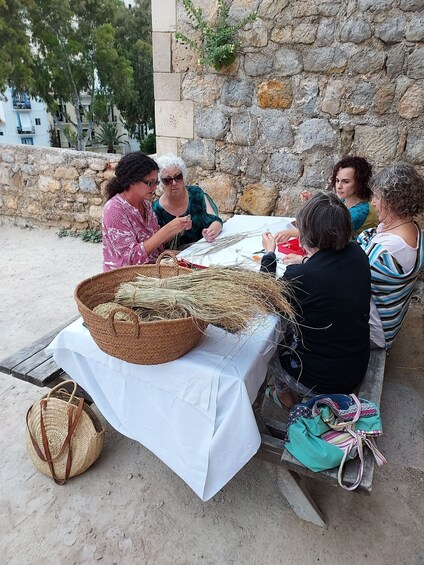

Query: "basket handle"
<box><xmin>107</xmin><ymin>306</ymin><xmax>140</xmax><ymax>337</ymax></box>
<box><xmin>46</xmin><ymin>379</ymin><xmax>78</xmax><ymax>404</ymax></box>
<box><xmin>155</xmin><ymin>250</ymin><xmax>179</xmax><ymax>278</ymax></box>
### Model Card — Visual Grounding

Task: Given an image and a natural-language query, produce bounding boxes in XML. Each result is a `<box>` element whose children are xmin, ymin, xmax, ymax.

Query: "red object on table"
<box><xmin>277</xmin><ymin>238</ymin><xmax>306</xmax><ymax>256</ymax></box>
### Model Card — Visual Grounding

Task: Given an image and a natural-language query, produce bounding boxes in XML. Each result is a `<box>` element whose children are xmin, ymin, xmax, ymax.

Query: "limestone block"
<box><xmin>240</xmin><ymin>20</ymin><xmax>268</xmax><ymax>48</ymax></box>
<box><xmin>258</xmin><ymin>0</ymin><xmax>290</xmax><ymax>20</ymax></box>
<box><xmin>239</xmin><ymin>183</ymin><xmax>278</xmax><ymax>216</ymax></box>
<box><xmin>89</xmin><ymin>205</ymin><xmax>103</xmax><ymax>223</ymax></box>
<box><xmin>404</xmin><ymin>131</ymin><xmax>424</xmax><ymax>164</ymax></box>
<box><xmin>375</xmin><ymin>17</ymin><xmax>406</xmax><ymax>44</ymax></box>
<box><xmin>258</xmin><ymin>110</ymin><xmax>293</xmax><ymax>148</ymax></box>
<box><xmin>274</xmin><ymin>48</ymin><xmax>303</xmax><ymax>76</ymax></box>
<box><xmin>196</xmin><ymin>106</ymin><xmax>229</xmax><ymax>140</ymax></box>
<box><xmin>302</xmin><ymin>155</ymin><xmax>335</xmax><ymax>189</ymax></box>
<box><xmin>103</xmin><ymin>169</ymin><xmax>117</xmax><ymax>181</ymax></box>
<box><xmin>374</xmin><ymin>84</ymin><xmax>396</xmax><ymax>114</ymax></box>
<box><xmin>318</xmin><ymin>2</ymin><xmax>341</xmax><ymax>16</ymax></box>
<box><xmin>46</xmin><ymin>152</ymin><xmax>65</xmax><ymax>165</ymax></box>
<box><xmin>407</xmin><ymin>47</ymin><xmax>424</xmax><ymax>79</ymax></box>
<box><xmin>218</xmin><ymin>146</ymin><xmax>243</xmax><ymax>175</ymax></box>
<box><xmin>353</xmin><ymin>126</ymin><xmax>398</xmax><ymax>162</ymax></box>
<box><xmin>386</xmin><ymin>45</ymin><xmax>405</xmax><ymax>78</ymax></box>
<box><xmin>293</xmin><ymin>78</ymin><xmax>319</xmax><ymax>116</ymax></box>
<box><xmin>199</xmin><ymin>174</ymin><xmax>238</xmax><ymax>213</ymax></box>
<box><xmin>274</xmin><ymin>192</ymin><xmax>302</xmax><ymax>217</ymax></box>
<box><xmin>27</xmin><ymin>203</ymin><xmax>41</xmax><ymax>216</ymax></box>
<box><xmin>1</xmin><ymin>152</ymin><xmax>15</xmax><ymax>163</ymax></box>
<box><xmin>221</xmin><ymin>80</ymin><xmax>254</xmax><ymax>107</ymax></box>
<box><xmin>172</xmin><ymin>35</ymin><xmax>200</xmax><ymax>73</ymax></box>
<box><xmin>244</xmin><ymin>52</ymin><xmax>274</xmax><ymax>76</ymax></box>
<box><xmin>181</xmin><ymin>139</ymin><xmax>216</xmax><ymax>169</ymax></box>
<box><xmin>55</xmin><ymin>166</ymin><xmax>79</xmax><ymax>179</ymax></box>
<box><xmin>340</xmin><ymin>20</ymin><xmax>372</xmax><ymax>43</ymax></box>
<box><xmin>0</xmin><ymin>164</ymin><xmax>10</xmax><ymax>185</ymax></box>
<box><xmin>271</xmin><ymin>27</ymin><xmax>292</xmax><ymax>44</ymax></box>
<box><xmin>38</xmin><ymin>175</ymin><xmax>61</xmax><ymax>193</ymax></box>
<box><xmin>156</xmin><ymin>100</ymin><xmax>194</xmax><ymax>139</ymax></box>
<box><xmin>156</xmin><ymin>137</ymin><xmax>179</xmax><ymax>156</ymax></box>
<box><xmin>321</xmin><ymin>80</ymin><xmax>346</xmax><ymax>115</ymax></box>
<box><xmin>10</xmin><ymin>173</ymin><xmax>23</xmax><ymax>190</ymax></box>
<box><xmin>152</xmin><ymin>32</ymin><xmax>171</xmax><ymax>73</ymax></box>
<box><xmin>358</xmin><ymin>0</ymin><xmax>395</xmax><ymax>10</ymax></box>
<box><xmin>182</xmin><ymin>73</ymin><xmax>224</xmax><ymax>106</ymax></box>
<box><xmin>79</xmin><ymin>176</ymin><xmax>97</xmax><ymax>193</ymax></box>
<box><xmin>345</xmin><ymin>82</ymin><xmax>375</xmax><ymax>115</ymax></box>
<box><xmin>268</xmin><ymin>152</ymin><xmax>303</xmax><ymax>182</ymax></box>
<box><xmin>257</xmin><ymin>79</ymin><xmax>292</xmax><ymax>110</ymax></box>
<box><xmin>291</xmin><ymin>1</ymin><xmax>320</xmax><ymax>17</ymax></box>
<box><xmin>316</xmin><ymin>20</ymin><xmax>335</xmax><ymax>46</ymax></box>
<box><xmin>348</xmin><ymin>50</ymin><xmax>386</xmax><ymax>74</ymax></box>
<box><xmin>21</xmin><ymin>164</ymin><xmax>34</xmax><ymax>174</ymax></box>
<box><xmin>244</xmin><ymin>150</ymin><xmax>267</xmax><ymax>179</ymax></box>
<box><xmin>295</xmin><ymin>119</ymin><xmax>336</xmax><ymax>152</ymax></box>
<box><xmin>70</xmin><ymin>158</ymin><xmax>89</xmax><ymax>169</ymax></box>
<box><xmin>303</xmin><ymin>47</ymin><xmax>347</xmax><ymax>73</ymax></box>
<box><xmin>90</xmin><ymin>197</ymin><xmax>103</xmax><ymax>206</ymax></box>
<box><xmin>406</xmin><ymin>17</ymin><xmax>424</xmax><ymax>41</ymax></box>
<box><xmin>88</xmin><ymin>159</ymin><xmax>107</xmax><ymax>172</ymax></box>
<box><xmin>4</xmin><ymin>194</ymin><xmax>18</xmax><ymax>210</ymax></box>
<box><xmin>399</xmin><ymin>0</ymin><xmax>424</xmax><ymax>11</ymax></box>
<box><xmin>154</xmin><ymin>72</ymin><xmax>181</xmax><ymax>101</ymax></box>
<box><xmin>63</xmin><ymin>181</ymin><xmax>79</xmax><ymax>194</ymax></box>
<box><xmin>151</xmin><ymin>0</ymin><xmax>176</xmax><ymax>32</ymax></box>
<box><xmin>397</xmin><ymin>85</ymin><xmax>424</xmax><ymax>119</ymax></box>
<box><xmin>292</xmin><ymin>23</ymin><xmax>317</xmax><ymax>44</ymax></box>
<box><xmin>76</xmin><ymin>194</ymin><xmax>89</xmax><ymax>203</ymax></box>
<box><xmin>230</xmin><ymin>113</ymin><xmax>258</xmax><ymax>146</ymax></box>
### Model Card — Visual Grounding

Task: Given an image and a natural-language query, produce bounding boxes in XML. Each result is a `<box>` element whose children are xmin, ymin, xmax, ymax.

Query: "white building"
<box><xmin>0</xmin><ymin>87</ymin><xmax>51</xmax><ymax>147</ymax></box>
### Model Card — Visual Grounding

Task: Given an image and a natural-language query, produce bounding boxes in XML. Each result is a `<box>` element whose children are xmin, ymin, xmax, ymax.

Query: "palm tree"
<box><xmin>93</xmin><ymin>122</ymin><xmax>129</xmax><ymax>153</ymax></box>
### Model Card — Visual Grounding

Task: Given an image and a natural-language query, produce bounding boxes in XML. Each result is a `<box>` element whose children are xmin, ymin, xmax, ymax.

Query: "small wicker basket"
<box><xmin>74</xmin><ymin>251</ymin><xmax>207</xmax><ymax>365</ymax></box>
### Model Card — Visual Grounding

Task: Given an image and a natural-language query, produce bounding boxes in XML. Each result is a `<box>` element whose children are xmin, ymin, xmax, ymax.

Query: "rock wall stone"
<box><xmin>154</xmin><ymin>0</ymin><xmax>424</xmax><ymax>216</ymax></box>
<box><xmin>0</xmin><ymin>145</ymin><xmax>120</xmax><ymax>229</ymax></box>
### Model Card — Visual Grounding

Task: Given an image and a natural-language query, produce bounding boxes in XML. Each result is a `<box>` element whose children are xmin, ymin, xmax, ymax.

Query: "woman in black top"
<box><xmin>261</xmin><ymin>192</ymin><xmax>371</xmax><ymax>410</ymax></box>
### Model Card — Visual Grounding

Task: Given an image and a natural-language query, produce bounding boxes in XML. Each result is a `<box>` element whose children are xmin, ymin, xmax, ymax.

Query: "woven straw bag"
<box><xmin>74</xmin><ymin>250</ymin><xmax>208</xmax><ymax>365</ymax></box>
<box><xmin>26</xmin><ymin>380</ymin><xmax>105</xmax><ymax>484</ymax></box>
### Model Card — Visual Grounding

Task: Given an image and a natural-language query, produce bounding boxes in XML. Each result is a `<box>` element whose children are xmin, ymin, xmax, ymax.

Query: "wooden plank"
<box><xmin>0</xmin><ymin>316</ymin><xmax>78</xmax><ymax>374</ymax></box>
<box><xmin>26</xmin><ymin>357</ymin><xmax>63</xmax><ymax>387</ymax></box>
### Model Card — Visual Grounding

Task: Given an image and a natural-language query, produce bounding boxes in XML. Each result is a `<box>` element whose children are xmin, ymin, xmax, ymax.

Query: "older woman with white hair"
<box><xmin>153</xmin><ymin>153</ymin><xmax>223</xmax><ymax>248</ymax></box>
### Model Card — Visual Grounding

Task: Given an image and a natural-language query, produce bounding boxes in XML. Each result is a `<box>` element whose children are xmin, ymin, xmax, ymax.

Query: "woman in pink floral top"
<box><xmin>102</xmin><ymin>152</ymin><xmax>192</xmax><ymax>271</ymax></box>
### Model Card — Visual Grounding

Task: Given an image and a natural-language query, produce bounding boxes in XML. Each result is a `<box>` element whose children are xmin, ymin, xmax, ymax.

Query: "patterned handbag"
<box><xmin>284</xmin><ymin>394</ymin><xmax>387</xmax><ymax>490</ymax></box>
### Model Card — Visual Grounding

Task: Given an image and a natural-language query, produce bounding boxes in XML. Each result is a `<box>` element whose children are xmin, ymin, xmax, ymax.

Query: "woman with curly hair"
<box><xmin>276</xmin><ymin>156</ymin><xmax>378</xmax><ymax>242</ymax></box>
<box><xmin>358</xmin><ymin>163</ymin><xmax>424</xmax><ymax>350</ymax></box>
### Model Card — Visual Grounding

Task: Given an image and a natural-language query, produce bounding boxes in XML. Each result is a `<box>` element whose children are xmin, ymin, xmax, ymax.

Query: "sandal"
<box><xmin>265</xmin><ymin>385</ymin><xmax>291</xmax><ymax>412</ymax></box>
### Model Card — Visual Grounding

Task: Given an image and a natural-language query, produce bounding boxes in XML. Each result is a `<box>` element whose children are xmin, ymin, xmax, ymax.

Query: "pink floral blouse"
<box><xmin>102</xmin><ymin>194</ymin><xmax>162</xmax><ymax>271</ymax></box>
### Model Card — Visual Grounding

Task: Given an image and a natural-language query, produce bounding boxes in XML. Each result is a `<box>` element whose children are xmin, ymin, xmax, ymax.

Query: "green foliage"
<box><xmin>48</xmin><ymin>124</ymin><xmax>61</xmax><ymax>147</ymax></box>
<box><xmin>139</xmin><ymin>132</ymin><xmax>156</xmax><ymax>154</ymax></box>
<box><xmin>93</xmin><ymin>121</ymin><xmax>129</xmax><ymax>154</ymax></box>
<box><xmin>175</xmin><ymin>0</ymin><xmax>256</xmax><ymax>70</ymax></box>
<box><xmin>57</xmin><ymin>227</ymin><xmax>102</xmax><ymax>243</ymax></box>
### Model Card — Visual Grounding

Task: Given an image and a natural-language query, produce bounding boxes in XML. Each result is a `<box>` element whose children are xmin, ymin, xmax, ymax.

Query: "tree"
<box><xmin>93</xmin><ymin>121</ymin><xmax>129</xmax><ymax>153</ymax></box>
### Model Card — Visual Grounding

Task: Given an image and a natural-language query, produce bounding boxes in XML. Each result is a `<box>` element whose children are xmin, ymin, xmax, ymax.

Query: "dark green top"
<box><xmin>153</xmin><ymin>185</ymin><xmax>222</xmax><ymax>249</ymax></box>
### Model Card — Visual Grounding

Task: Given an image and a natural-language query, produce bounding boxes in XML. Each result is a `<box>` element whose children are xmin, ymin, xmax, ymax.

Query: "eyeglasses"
<box><xmin>161</xmin><ymin>173</ymin><xmax>184</xmax><ymax>186</ymax></box>
<box><xmin>142</xmin><ymin>178</ymin><xmax>160</xmax><ymax>188</ymax></box>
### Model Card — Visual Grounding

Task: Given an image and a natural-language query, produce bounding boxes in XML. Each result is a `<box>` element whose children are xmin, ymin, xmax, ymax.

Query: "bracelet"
<box><xmin>301</xmin><ymin>256</ymin><xmax>309</xmax><ymax>264</ymax></box>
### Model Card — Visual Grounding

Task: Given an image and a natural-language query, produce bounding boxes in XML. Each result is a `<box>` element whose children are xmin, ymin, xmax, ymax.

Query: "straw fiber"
<box><xmin>26</xmin><ymin>381</ymin><xmax>105</xmax><ymax>482</ymax></box>
<box><xmin>74</xmin><ymin>251</ymin><xmax>207</xmax><ymax>364</ymax></box>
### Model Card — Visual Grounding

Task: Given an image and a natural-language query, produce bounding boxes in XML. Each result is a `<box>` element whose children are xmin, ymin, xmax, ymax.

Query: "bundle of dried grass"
<box><xmin>114</xmin><ymin>267</ymin><xmax>293</xmax><ymax>333</ymax></box>
<box><xmin>93</xmin><ymin>301</ymin><xmax>189</xmax><ymax>322</ymax></box>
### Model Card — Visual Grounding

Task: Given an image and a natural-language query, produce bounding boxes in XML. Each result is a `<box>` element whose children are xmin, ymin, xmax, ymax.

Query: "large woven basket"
<box><xmin>26</xmin><ymin>380</ymin><xmax>105</xmax><ymax>484</ymax></box>
<box><xmin>74</xmin><ymin>251</ymin><xmax>208</xmax><ymax>365</ymax></box>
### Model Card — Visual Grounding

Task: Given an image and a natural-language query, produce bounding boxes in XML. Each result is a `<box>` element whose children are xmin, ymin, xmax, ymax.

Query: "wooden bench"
<box><xmin>0</xmin><ymin>321</ymin><xmax>386</xmax><ymax>527</ymax></box>
<box><xmin>254</xmin><ymin>348</ymin><xmax>387</xmax><ymax>527</ymax></box>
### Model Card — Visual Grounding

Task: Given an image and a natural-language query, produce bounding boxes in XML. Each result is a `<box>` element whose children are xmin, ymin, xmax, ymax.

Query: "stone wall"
<box><xmin>152</xmin><ymin>0</ymin><xmax>424</xmax><ymax>216</ymax></box>
<box><xmin>0</xmin><ymin>144</ymin><xmax>120</xmax><ymax>229</ymax></box>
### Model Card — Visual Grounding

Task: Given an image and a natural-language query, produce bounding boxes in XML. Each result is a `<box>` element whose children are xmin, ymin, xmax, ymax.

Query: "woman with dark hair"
<box><xmin>261</xmin><ymin>192</ymin><xmax>371</xmax><ymax>410</ymax></box>
<box><xmin>358</xmin><ymin>163</ymin><xmax>424</xmax><ymax>350</ymax></box>
<box><xmin>102</xmin><ymin>152</ymin><xmax>192</xmax><ymax>271</ymax></box>
<box><xmin>276</xmin><ymin>156</ymin><xmax>377</xmax><ymax>242</ymax></box>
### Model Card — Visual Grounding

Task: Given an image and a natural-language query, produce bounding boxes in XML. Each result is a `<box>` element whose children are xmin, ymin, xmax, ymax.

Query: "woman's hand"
<box><xmin>282</xmin><ymin>254</ymin><xmax>304</xmax><ymax>265</ymax></box>
<box><xmin>202</xmin><ymin>227</ymin><xmax>217</xmax><ymax>242</ymax></box>
<box><xmin>262</xmin><ymin>232</ymin><xmax>276</xmax><ymax>253</ymax></box>
<box><xmin>274</xmin><ymin>228</ymin><xmax>299</xmax><ymax>243</ymax></box>
<box><xmin>167</xmin><ymin>215</ymin><xmax>192</xmax><ymax>237</ymax></box>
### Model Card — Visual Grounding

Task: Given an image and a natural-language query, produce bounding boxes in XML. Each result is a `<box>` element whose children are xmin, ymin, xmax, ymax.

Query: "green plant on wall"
<box><xmin>175</xmin><ymin>0</ymin><xmax>256</xmax><ymax>71</ymax></box>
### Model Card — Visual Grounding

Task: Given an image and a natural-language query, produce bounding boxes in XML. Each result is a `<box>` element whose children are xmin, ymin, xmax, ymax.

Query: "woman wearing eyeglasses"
<box><xmin>102</xmin><ymin>152</ymin><xmax>192</xmax><ymax>271</ymax></box>
<box><xmin>153</xmin><ymin>153</ymin><xmax>223</xmax><ymax>249</ymax></box>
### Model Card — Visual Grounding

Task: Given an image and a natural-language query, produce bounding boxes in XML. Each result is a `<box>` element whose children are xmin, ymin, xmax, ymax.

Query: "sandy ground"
<box><xmin>0</xmin><ymin>222</ymin><xmax>423</xmax><ymax>565</ymax></box>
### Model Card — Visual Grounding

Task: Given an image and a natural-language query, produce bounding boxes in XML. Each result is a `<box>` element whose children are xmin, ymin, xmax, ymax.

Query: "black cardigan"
<box><xmin>261</xmin><ymin>243</ymin><xmax>371</xmax><ymax>394</ymax></box>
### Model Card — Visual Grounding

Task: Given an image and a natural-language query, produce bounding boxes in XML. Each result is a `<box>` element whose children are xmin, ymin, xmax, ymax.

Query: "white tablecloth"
<box><xmin>47</xmin><ymin>316</ymin><xmax>280</xmax><ymax>500</ymax></box>
<box><xmin>178</xmin><ymin>215</ymin><xmax>295</xmax><ymax>277</ymax></box>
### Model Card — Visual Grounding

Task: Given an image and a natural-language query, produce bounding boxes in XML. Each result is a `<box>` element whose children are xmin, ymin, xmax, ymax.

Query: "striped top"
<box><xmin>358</xmin><ymin>223</ymin><xmax>423</xmax><ymax>349</ymax></box>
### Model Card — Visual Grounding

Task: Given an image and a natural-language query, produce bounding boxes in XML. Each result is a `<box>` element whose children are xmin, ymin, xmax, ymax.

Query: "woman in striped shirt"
<box><xmin>358</xmin><ymin>164</ymin><xmax>424</xmax><ymax>350</ymax></box>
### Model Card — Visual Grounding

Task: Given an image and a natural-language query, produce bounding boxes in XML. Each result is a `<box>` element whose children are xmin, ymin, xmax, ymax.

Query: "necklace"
<box><xmin>381</xmin><ymin>220</ymin><xmax>413</xmax><ymax>232</ymax></box>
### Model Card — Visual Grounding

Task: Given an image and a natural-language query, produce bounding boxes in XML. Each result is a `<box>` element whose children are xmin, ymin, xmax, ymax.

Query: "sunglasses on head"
<box><xmin>161</xmin><ymin>173</ymin><xmax>184</xmax><ymax>186</ymax></box>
